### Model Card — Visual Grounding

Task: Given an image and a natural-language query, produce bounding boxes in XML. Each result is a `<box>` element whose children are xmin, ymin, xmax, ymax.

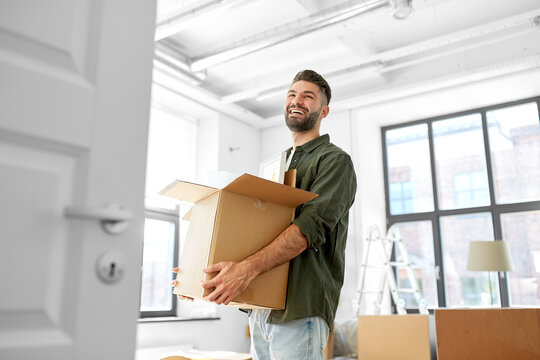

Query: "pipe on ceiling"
<box><xmin>155</xmin><ymin>0</ymin><xmax>250</xmax><ymax>41</ymax></box>
<box><xmin>154</xmin><ymin>43</ymin><xmax>207</xmax><ymax>85</ymax></box>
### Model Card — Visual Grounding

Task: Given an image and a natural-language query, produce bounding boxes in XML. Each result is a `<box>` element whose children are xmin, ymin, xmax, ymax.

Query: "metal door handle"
<box><xmin>65</xmin><ymin>204</ymin><xmax>132</xmax><ymax>235</ymax></box>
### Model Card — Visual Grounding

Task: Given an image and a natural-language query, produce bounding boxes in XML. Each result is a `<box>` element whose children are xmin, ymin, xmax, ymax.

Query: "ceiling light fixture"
<box><xmin>391</xmin><ymin>0</ymin><xmax>413</xmax><ymax>20</ymax></box>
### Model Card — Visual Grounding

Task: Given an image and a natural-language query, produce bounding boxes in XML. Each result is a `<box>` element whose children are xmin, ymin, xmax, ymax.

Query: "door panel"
<box><xmin>0</xmin><ymin>0</ymin><xmax>156</xmax><ymax>358</ymax></box>
<box><xmin>0</xmin><ymin>0</ymin><xmax>94</xmax><ymax>148</ymax></box>
<box><xmin>0</xmin><ymin>139</ymin><xmax>81</xmax><ymax>354</ymax></box>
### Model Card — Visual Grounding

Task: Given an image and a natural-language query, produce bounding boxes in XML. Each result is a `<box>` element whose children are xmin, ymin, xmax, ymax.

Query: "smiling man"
<box><xmin>179</xmin><ymin>70</ymin><xmax>357</xmax><ymax>359</ymax></box>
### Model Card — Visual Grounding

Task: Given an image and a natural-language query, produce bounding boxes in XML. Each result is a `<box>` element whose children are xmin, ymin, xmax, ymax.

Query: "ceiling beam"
<box><xmin>261</xmin><ymin>53</ymin><xmax>540</xmax><ymax>128</ymax></box>
<box><xmin>220</xmin><ymin>9</ymin><xmax>540</xmax><ymax>104</ymax></box>
<box><xmin>152</xmin><ymin>65</ymin><xmax>266</xmax><ymax>128</ymax></box>
<box><xmin>190</xmin><ymin>0</ymin><xmax>392</xmax><ymax>71</ymax></box>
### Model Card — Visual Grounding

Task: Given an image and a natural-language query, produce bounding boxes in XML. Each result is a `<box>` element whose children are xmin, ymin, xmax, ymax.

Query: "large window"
<box><xmin>383</xmin><ymin>97</ymin><xmax>540</xmax><ymax>309</ymax></box>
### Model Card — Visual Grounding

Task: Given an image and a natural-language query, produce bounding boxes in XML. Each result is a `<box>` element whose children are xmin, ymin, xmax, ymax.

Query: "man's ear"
<box><xmin>320</xmin><ymin>105</ymin><xmax>330</xmax><ymax>119</ymax></box>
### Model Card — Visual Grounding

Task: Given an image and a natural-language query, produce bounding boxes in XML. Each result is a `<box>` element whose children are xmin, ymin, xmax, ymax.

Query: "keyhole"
<box><xmin>96</xmin><ymin>252</ymin><xmax>125</xmax><ymax>283</ymax></box>
<box><xmin>109</xmin><ymin>262</ymin><xmax>116</xmax><ymax>278</ymax></box>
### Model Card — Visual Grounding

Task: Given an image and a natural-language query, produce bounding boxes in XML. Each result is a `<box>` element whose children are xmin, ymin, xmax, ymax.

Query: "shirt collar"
<box><xmin>287</xmin><ymin>134</ymin><xmax>330</xmax><ymax>154</ymax></box>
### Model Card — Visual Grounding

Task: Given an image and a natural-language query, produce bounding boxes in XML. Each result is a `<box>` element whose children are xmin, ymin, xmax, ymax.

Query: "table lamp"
<box><xmin>466</xmin><ymin>240</ymin><xmax>514</xmax><ymax>306</ymax></box>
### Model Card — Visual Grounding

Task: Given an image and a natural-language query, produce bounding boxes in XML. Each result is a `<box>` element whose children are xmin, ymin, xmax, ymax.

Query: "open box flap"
<box><xmin>223</xmin><ymin>173</ymin><xmax>317</xmax><ymax>207</ymax></box>
<box><xmin>159</xmin><ymin>180</ymin><xmax>219</xmax><ymax>204</ymax></box>
<box><xmin>182</xmin><ymin>207</ymin><xmax>193</xmax><ymax>221</ymax></box>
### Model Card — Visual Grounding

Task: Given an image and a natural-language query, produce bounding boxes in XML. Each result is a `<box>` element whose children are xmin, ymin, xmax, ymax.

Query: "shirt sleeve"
<box><xmin>293</xmin><ymin>153</ymin><xmax>357</xmax><ymax>248</ymax></box>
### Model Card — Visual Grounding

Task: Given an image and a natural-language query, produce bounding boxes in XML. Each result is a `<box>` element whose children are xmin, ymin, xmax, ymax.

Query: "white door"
<box><xmin>0</xmin><ymin>1</ymin><xmax>156</xmax><ymax>359</ymax></box>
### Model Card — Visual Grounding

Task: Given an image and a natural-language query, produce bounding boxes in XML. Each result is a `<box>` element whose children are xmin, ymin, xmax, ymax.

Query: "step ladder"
<box><xmin>355</xmin><ymin>224</ymin><xmax>428</xmax><ymax>315</ymax></box>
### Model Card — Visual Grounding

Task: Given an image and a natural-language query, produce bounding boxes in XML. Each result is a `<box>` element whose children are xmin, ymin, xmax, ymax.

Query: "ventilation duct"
<box><xmin>154</xmin><ymin>43</ymin><xmax>207</xmax><ymax>85</ymax></box>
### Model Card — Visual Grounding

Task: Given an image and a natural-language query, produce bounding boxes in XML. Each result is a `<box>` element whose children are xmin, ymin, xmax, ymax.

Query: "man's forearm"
<box><xmin>242</xmin><ymin>223</ymin><xmax>308</xmax><ymax>278</ymax></box>
<box><xmin>200</xmin><ymin>223</ymin><xmax>308</xmax><ymax>305</ymax></box>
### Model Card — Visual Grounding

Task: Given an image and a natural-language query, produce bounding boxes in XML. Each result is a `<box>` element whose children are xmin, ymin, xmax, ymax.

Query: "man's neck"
<box><xmin>291</xmin><ymin>129</ymin><xmax>320</xmax><ymax>149</ymax></box>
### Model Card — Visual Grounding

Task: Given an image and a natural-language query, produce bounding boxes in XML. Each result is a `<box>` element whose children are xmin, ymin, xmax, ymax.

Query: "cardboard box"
<box><xmin>435</xmin><ymin>308</ymin><xmax>540</xmax><ymax>360</ymax></box>
<box><xmin>160</xmin><ymin>173</ymin><xmax>317</xmax><ymax>309</ymax></box>
<box><xmin>357</xmin><ymin>315</ymin><xmax>431</xmax><ymax>360</ymax></box>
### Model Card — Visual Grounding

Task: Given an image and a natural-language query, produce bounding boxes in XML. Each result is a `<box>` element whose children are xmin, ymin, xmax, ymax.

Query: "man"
<box><xmin>173</xmin><ymin>70</ymin><xmax>356</xmax><ymax>359</ymax></box>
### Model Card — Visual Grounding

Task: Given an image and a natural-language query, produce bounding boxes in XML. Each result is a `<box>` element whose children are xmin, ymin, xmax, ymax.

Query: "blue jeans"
<box><xmin>248</xmin><ymin>309</ymin><xmax>330</xmax><ymax>360</ymax></box>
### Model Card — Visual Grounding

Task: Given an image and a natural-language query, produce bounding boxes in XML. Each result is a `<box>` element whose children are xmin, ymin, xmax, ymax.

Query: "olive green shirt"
<box><xmin>267</xmin><ymin>134</ymin><xmax>357</xmax><ymax>328</ymax></box>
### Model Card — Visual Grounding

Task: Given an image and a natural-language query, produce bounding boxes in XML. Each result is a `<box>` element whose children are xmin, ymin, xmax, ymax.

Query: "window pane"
<box><xmin>501</xmin><ymin>210</ymin><xmax>540</xmax><ymax>306</ymax></box>
<box><xmin>440</xmin><ymin>213</ymin><xmax>496</xmax><ymax>306</ymax></box>
<box><xmin>140</xmin><ymin>218</ymin><xmax>176</xmax><ymax>311</ymax></box>
<box><xmin>487</xmin><ymin>102</ymin><xmax>540</xmax><ymax>204</ymax></box>
<box><xmin>433</xmin><ymin>114</ymin><xmax>490</xmax><ymax>210</ymax></box>
<box><xmin>392</xmin><ymin>221</ymin><xmax>437</xmax><ymax>308</ymax></box>
<box><xmin>385</xmin><ymin>124</ymin><xmax>434</xmax><ymax>215</ymax></box>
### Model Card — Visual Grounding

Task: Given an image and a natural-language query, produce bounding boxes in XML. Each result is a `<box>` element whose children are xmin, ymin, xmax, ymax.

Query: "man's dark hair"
<box><xmin>291</xmin><ymin>69</ymin><xmax>332</xmax><ymax>106</ymax></box>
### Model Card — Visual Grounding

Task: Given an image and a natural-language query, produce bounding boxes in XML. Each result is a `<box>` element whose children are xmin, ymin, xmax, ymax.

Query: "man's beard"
<box><xmin>284</xmin><ymin>105</ymin><xmax>321</xmax><ymax>132</ymax></box>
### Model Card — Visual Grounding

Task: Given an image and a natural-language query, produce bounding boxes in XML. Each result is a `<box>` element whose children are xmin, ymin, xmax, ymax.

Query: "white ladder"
<box><xmin>355</xmin><ymin>224</ymin><xmax>428</xmax><ymax>315</ymax></box>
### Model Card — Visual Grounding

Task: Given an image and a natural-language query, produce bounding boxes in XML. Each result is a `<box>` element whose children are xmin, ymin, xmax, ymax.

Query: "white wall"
<box><xmin>259</xmin><ymin>124</ymin><xmax>290</xmax><ymax>161</ymax></box>
<box><xmin>196</xmin><ymin>114</ymin><xmax>219</xmax><ymax>185</ymax></box>
<box><xmin>218</xmin><ymin>114</ymin><xmax>261</xmax><ymax>176</ymax></box>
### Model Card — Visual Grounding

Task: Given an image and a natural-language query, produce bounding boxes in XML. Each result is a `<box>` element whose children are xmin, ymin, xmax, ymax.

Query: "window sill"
<box><xmin>138</xmin><ymin>315</ymin><xmax>220</xmax><ymax>323</ymax></box>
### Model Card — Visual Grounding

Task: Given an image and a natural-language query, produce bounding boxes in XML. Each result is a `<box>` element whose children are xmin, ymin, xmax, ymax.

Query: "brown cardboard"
<box><xmin>357</xmin><ymin>315</ymin><xmax>431</xmax><ymax>360</ymax></box>
<box><xmin>435</xmin><ymin>308</ymin><xmax>540</xmax><ymax>360</ymax></box>
<box><xmin>161</xmin><ymin>172</ymin><xmax>317</xmax><ymax>309</ymax></box>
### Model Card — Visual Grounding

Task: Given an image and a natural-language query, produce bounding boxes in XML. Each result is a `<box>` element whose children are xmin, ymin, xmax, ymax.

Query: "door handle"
<box><xmin>65</xmin><ymin>204</ymin><xmax>132</xmax><ymax>235</ymax></box>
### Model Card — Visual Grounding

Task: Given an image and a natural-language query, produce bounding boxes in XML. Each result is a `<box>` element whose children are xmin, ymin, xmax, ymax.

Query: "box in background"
<box><xmin>357</xmin><ymin>314</ymin><xmax>431</xmax><ymax>360</ymax></box>
<box><xmin>435</xmin><ymin>308</ymin><xmax>540</xmax><ymax>360</ymax></box>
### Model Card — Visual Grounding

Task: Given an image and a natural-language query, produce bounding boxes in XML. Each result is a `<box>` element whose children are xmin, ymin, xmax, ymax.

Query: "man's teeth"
<box><xmin>291</xmin><ymin>109</ymin><xmax>304</xmax><ymax>114</ymax></box>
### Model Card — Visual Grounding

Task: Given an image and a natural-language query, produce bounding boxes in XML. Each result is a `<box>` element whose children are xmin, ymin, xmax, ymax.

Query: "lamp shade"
<box><xmin>466</xmin><ymin>241</ymin><xmax>514</xmax><ymax>271</ymax></box>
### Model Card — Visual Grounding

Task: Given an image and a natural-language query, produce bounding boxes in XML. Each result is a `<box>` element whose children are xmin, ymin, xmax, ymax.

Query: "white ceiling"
<box><xmin>152</xmin><ymin>0</ymin><xmax>540</xmax><ymax>128</ymax></box>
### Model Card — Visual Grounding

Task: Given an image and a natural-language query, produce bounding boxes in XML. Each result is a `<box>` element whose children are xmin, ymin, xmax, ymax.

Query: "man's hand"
<box><xmin>201</xmin><ymin>261</ymin><xmax>256</xmax><ymax>305</ymax></box>
<box><xmin>171</xmin><ymin>267</ymin><xmax>194</xmax><ymax>301</ymax></box>
<box><xmin>200</xmin><ymin>224</ymin><xmax>308</xmax><ymax>306</ymax></box>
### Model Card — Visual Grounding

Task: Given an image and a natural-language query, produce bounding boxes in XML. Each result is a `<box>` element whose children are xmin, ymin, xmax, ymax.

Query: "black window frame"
<box><xmin>139</xmin><ymin>206</ymin><xmax>180</xmax><ymax>318</ymax></box>
<box><xmin>382</xmin><ymin>95</ymin><xmax>540</xmax><ymax>309</ymax></box>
